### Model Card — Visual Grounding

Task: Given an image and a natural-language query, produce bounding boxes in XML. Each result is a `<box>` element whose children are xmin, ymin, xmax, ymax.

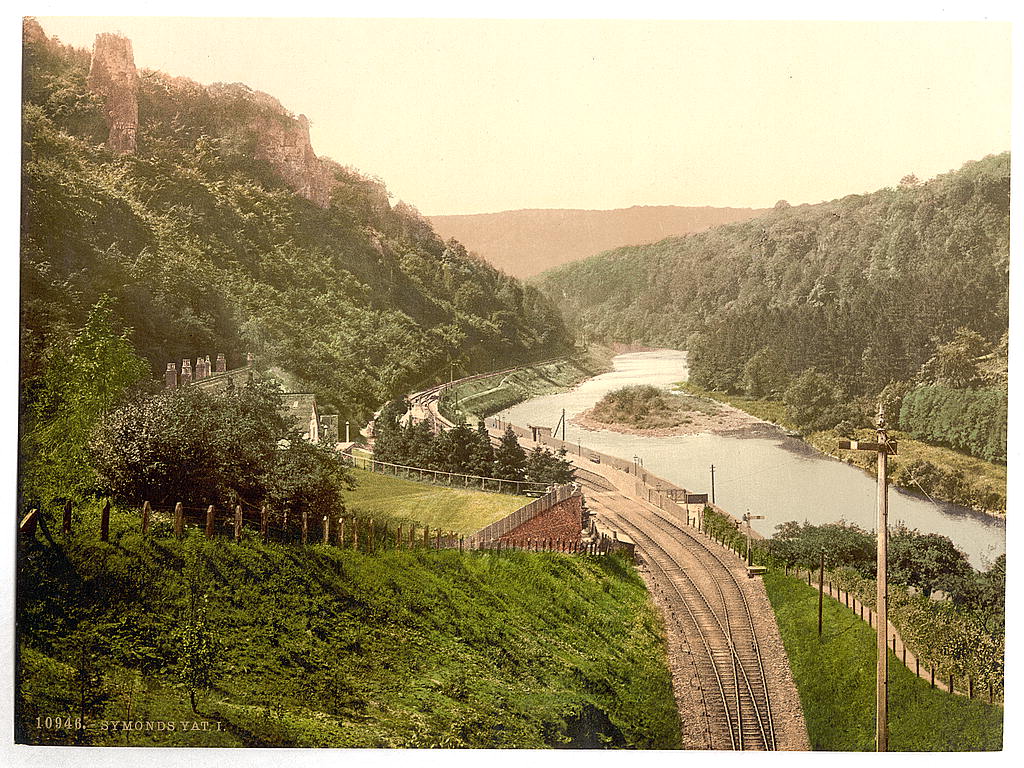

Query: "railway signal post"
<box><xmin>838</xmin><ymin>409</ymin><xmax>896</xmax><ymax>752</ymax></box>
<box><xmin>742</xmin><ymin>511</ymin><xmax>764</xmax><ymax>566</ymax></box>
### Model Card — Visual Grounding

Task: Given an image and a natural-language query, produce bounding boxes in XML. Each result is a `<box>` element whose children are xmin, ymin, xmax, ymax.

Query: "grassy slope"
<box><xmin>441</xmin><ymin>349</ymin><xmax>613</xmax><ymax>422</ymax></box>
<box><xmin>16</xmin><ymin>514</ymin><xmax>682</xmax><ymax>749</ymax></box>
<box><xmin>763</xmin><ymin>571</ymin><xmax>1002</xmax><ymax>751</ymax></box>
<box><xmin>344</xmin><ymin>468</ymin><xmax>529</xmax><ymax>533</ymax></box>
<box><xmin>677</xmin><ymin>382</ymin><xmax>1006</xmax><ymax>513</ymax></box>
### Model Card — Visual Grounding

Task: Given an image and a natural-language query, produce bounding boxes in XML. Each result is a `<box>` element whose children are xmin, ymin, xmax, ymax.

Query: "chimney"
<box><xmin>165</xmin><ymin>362</ymin><xmax>178</xmax><ymax>389</ymax></box>
<box><xmin>215</xmin><ymin>353</ymin><xmax>226</xmax><ymax>374</ymax></box>
<box><xmin>205</xmin><ymin>356</ymin><xmax>212</xmax><ymax>379</ymax></box>
<box><xmin>181</xmin><ymin>358</ymin><xmax>193</xmax><ymax>385</ymax></box>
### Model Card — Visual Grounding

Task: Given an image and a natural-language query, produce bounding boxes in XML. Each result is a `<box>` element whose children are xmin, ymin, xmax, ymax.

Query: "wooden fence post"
<box><xmin>284</xmin><ymin>509</ymin><xmax>290</xmax><ymax>542</ymax></box>
<box><xmin>323</xmin><ymin>515</ymin><xmax>330</xmax><ymax>545</ymax></box>
<box><xmin>101</xmin><ymin>500</ymin><xmax>111</xmax><ymax>542</ymax></box>
<box><xmin>969</xmin><ymin>677</ymin><xmax>974</xmax><ymax>699</ymax></box>
<box><xmin>459</xmin><ymin>535</ymin><xmax>464</xmax><ymax>553</ymax></box>
<box><xmin>142</xmin><ymin>501</ymin><xmax>151</xmax><ymax>535</ymax></box>
<box><xmin>989</xmin><ymin>682</ymin><xmax>994</xmax><ymax>704</ymax></box>
<box><xmin>339</xmin><ymin>515</ymin><xmax>346</xmax><ymax>548</ymax></box>
<box><xmin>353</xmin><ymin>518</ymin><xmax>359</xmax><ymax>551</ymax></box>
<box><xmin>235</xmin><ymin>505</ymin><xmax>243</xmax><ymax>542</ymax></box>
<box><xmin>369</xmin><ymin>518</ymin><xmax>375</xmax><ymax>553</ymax></box>
<box><xmin>63</xmin><ymin>500</ymin><xmax>73</xmax><ymax>535</ymax></box>
<box><xmin>915</xmin><ymin>657</ymin><xmax>920</xmax><ymax>677</ymax></box>
<box><xmin>174</xmin><ymin>502</ymin><xmax>184</xmax><ymax>539</ymax></box>
<box><xmin>261</xmin><ymin>506</ymin><xmax>269</xmax><ymax>543</ymax></box>
<box><xmin>19</xmin><ymin>509</ymin><xmax>39</xmax><ymax>537</ymax></box>
<box><xmin>205</xmin><ymin>505</ymin><xmax>215</xmax><ymax>539</ymax></box>
<box><xmin>397</xmin><ymin>525</ymin><xmax>403</xmax><ymax>550</ymax></box>
<box><xmin>301</xmin><ymin>509</ymin><xmax>309</xmax><ymax>545</ymax></box>
<box><xmin>949</xmin><ymin>674</ymin><xmax>954</xmax><ymax>695</ymax></box>
<box><xmin>931</xmin><ymin>665</ymin><xmax>935</xmax><ymax>689</ymax></box>
<box><xmin>435</xmin><ymin>528</ymin><xmax>441</xmax><ymax>549</ymax></box>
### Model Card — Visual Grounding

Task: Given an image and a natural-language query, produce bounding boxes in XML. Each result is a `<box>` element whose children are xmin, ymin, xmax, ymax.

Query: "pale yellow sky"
<box><xmin>35</xmin><ymin>16</ymin><xmax>1011</xmax><ymax>215</ymax></box>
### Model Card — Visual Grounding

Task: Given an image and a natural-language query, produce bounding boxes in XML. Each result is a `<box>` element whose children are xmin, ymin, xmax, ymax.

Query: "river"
<box><xmin>502</xmin><ymin>349</ymin><xmax>1005</xmax><ymax>569</ymax></box>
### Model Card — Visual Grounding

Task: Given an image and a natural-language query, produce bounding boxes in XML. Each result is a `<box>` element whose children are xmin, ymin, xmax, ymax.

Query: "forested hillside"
<box><xmin>536</xmin><ymin>156</ymin><xmax>1009</xmax><ymax>459</ymax></box>
<box><xmin>20</xmin><ymin>23</ymin><xmax>572</xmax><ymax>424</ymax></box>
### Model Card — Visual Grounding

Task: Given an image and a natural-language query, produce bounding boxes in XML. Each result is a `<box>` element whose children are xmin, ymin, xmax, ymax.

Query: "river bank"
<box><xmin>439</xmin><ymin>346</ymin><xmax>615</xmax><ymax>422</ymax></box>
<box><xmin>676</xmin><ymin>382</ymin><xmax>1007</xmax><ymax>519</ymax></box>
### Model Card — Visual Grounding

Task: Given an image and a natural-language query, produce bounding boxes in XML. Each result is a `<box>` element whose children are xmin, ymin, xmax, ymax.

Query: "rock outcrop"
<box><xmin>76</xmin><ymin>25</ymin><xmax>340</xmax><ymax>207</ymax></box>
<box><xmin>207</xmin><ymin>83</ymin><xmax>339</xmax><ymax>208</ymax></box>
<box><xmin>87</xmin><ymin>33</ymin><xmax>139</xmax><ymax>155</ymax></box>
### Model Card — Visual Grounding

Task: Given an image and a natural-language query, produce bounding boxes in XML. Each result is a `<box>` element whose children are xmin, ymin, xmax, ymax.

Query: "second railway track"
<box><xmin>578</xmin><ymin>475</ymin><xmax>776</xmax><ymax>751</ymax></box>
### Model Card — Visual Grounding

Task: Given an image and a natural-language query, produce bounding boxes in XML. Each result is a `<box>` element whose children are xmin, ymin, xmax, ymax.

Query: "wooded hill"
<box><xmin>535</xmin><ymin>155</ymin><xmax>1009</xmax><ymax>459</ymax></box>
<box><xmin>430</xmin><ymin>205</ymin><xmax>766</xmax><ymax>278</ymax></box>
<box><xmin>20</xmin><ymin>24</ymin><xmax>572</xmax><ymax>423</ymax></box>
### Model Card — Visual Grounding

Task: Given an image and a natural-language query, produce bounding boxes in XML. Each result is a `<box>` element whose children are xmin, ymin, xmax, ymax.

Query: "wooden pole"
<box><xmin>339</xmin><ymin>515</ymin><xmax>346</xmax><ymax>548</ymax></box>
<box><xmin>234</xmin><ymin>505</ymin><xmax>243</xmax><ymax>542</ymax></box>
<box><xmin>301</xmin><ymin>509</ymin><xmax>309</xmax><ymax>545</ymax></box>
<box><xmin>818</xmin><ymin>550</ymin><xmax>825</xmax><ymax>636</ymax></box>
<box><xmin>205</xmin><ymin>505</ymin><xmax>215</xmax><ymax>539</ymax></box>
<box><xmin>142</xmin><ymin>501</ymin><xmax>151</xmax><ymax>535</ymax></box>
<box><xmin>397</xmin><ymin>525</ymin><xmax>403</xmax><ymax>550</ymax></box>
<box><xmin>369</xmin><ymin>517</ymin><xmax>375</xmax><ymax>553</ymax></box>
<box><xmin>353</xmin><ymin>517</ymin><xmax>359</xmax><ymax>551</ymax></box>
<box><xmin>261</xmin><ymin>506</ymin><xmax>269</xmax><ymax>543</ymax></box>
<box><xmin>323</xmin><ymin>515</ymin><xmax>330</xmax><ymax>545</ymax></box>
<box><xmin>174</xmin><ymin>502</ymin><xmax>184</xmax><ymax>539</ymax></box>
<box><xmin>877</xmin><ymin>428</ymin><xmax>889</xmax><ymax>752</ymax></box>
<box><xmin>100</xmin><ymin>500</ymin><xmax>111</xmax><ymax>542</ymax></box>
<box><xmin>63</xmin><ymin>499</ymin><xmax>73</xmax><ymax>535</ymax></box>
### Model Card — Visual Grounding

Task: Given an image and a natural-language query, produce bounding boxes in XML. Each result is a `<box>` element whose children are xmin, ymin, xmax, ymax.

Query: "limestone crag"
<box><xmin>210</xmin><ymin>83</ymin><xmax>340</xmax><ymax>208</ymax></box>
<box><xmin>88</xmin><ymin>33</ymin><xmax>139</xmax><ymax>155</ymax></box>
<box><xmin>78</xmin><ymin>27</ymin><xmax>342</xmax><ymax>207</ymax></box>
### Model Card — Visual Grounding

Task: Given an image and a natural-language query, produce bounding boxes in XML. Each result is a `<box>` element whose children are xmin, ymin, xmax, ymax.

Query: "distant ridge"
<box><xmin>429</xmin><ymin>205</ymin><xmax>767</xmax><ymax>278</ymax></box>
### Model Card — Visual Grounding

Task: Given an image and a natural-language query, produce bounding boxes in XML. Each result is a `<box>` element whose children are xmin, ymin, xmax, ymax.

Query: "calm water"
<box><xmin>503</xmin><ymin>349</ymin><xmax>1005</xmax><ymax>568</ymax></box>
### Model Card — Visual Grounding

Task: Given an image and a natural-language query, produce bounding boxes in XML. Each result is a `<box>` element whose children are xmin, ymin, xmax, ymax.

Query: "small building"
<box><xmin>164</xmin><ymin>352</ymin><xmax>339</xmax><ymax>446</ymax></box>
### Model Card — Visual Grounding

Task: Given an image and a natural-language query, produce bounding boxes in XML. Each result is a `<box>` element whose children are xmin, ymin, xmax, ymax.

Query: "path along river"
<box><xmin>502</xmin><ymin>349</ymin><xmax>1004</xmax><ymax>569</ymax></box>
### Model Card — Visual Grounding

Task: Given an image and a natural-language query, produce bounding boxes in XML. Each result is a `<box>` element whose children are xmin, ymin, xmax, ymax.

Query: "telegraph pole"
<box><xmin>710</xmin><ymin>465</ymin><xmax>716</xmax><ymax>504</ymax></box>
<box><xmin>838</xmin><ymin>409</ymin><xmax>896</xmax><ymax>752</ymax></box>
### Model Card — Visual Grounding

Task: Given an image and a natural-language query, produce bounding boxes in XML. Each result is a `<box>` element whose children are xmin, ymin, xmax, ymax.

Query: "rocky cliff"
<box><xmin>73</xmin><ymin>26</ymin><xmax>338</xmax><ymax>207</ymax></box>
<box><xmin>87</xmin><ymin>33</ymin><xmax>139</xmax><ymax>155</ymax></box>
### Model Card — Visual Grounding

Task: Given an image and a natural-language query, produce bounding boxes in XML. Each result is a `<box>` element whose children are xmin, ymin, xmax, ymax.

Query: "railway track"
<box><xmin>578</xmin><ymin>475</ymin><xmax>776</xmax><ymax>751</ymax></box>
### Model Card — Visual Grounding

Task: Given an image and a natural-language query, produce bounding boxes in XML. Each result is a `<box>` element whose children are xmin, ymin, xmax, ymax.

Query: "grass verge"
<box><xmin>16</xmin><ymin>511</ymin><xmax>682</xmax><ymax>749</ymax></box>
<box><xmin>763</xmin><ymin>570</ymin><xmax>1002</xmax><ymax>751</ymax></box>
<box><xmin>343</xmin><ymin>468</ymin><xmax>529</xmax><ymax>534</ymax></box>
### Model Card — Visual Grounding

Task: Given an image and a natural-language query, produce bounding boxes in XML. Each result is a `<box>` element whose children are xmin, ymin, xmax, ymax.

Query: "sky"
<box><xmin>31</xmin><ymin>14</ymin><xmax>1011</xmax><ymax>216</ymax></box>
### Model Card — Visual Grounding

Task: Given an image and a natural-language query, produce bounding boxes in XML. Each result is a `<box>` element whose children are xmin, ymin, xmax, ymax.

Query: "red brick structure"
<box><xmin>499</xmin><ymin>495</ymin><xmax>583</xmax><ymax>543</ymax></box>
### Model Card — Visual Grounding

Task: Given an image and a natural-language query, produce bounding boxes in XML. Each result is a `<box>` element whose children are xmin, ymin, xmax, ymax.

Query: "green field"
<box><xmin>16</xmin><ymin>517</ymin><xmax>683</xmax><ymax>749</ymax></box>
<box><xmin>763</xmin><ymin>570</ymin><xmax>1002</xmax><ymax>751</ymax></box>
<box><xmin>343</xmin><ymin>468</ymin><xmax>529</xmax><ymax>534</ymax></box>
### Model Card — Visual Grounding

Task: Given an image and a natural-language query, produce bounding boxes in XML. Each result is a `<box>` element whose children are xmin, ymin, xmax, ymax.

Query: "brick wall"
<box><xmin>499</xmin><ymin>495</ymin><xmax>583</xmax><ymax>542</ymax></box>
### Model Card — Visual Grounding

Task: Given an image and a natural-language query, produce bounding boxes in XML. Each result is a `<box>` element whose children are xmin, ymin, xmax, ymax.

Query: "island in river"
<box><xmin>573</xmin><ymin>383</ymin><xmax>779</xmax><ymax>438</ymax></box>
